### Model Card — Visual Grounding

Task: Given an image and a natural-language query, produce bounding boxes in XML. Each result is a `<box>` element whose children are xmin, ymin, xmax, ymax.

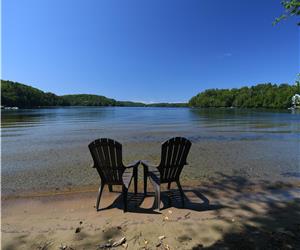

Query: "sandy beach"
<box><xmin>2</xmin><ymin>177</ymin><xmax>300</xmax><ymax>250</ymax></box>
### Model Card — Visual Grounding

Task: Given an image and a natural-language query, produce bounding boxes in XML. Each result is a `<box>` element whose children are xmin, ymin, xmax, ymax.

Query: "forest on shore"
<box><xmin>189</xmin><ymin>83</ymin><xmax>299</xmax><ymax>109</ymax></box>
<box><xmin>1</xmin><ymin>80</ymin><xmax>186</xmax><ymax>108</ymax></box>
<box><xmin>1</xmin><ymin>80</ymin><xmax>298</xmax><ymax>109</ymax></box>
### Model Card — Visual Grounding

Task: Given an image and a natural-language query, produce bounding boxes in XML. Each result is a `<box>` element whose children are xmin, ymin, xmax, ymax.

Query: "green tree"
<box><xmin>274</xmin><ymin>0</ymin><xmax>300</xmax><ymax>25</ymax></box>
<box><xmin>189</xmin><ymin>83</ymin><xmax>297</xmax><ymax>109</ymax></box>
<box><xmin>296</xmin><ymin>74</ymin><xmax>300</xmax><ymax>93</ymax></box>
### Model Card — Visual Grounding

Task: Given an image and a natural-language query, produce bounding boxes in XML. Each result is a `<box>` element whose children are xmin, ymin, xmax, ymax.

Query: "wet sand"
<box><xmin>2</xmin><ymin>179</ymin><xmax>300</xmax><ymax>249</ymax></box>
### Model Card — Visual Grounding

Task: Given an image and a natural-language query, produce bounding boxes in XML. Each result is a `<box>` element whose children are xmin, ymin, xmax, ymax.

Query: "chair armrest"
<box><xmin>141</xmin><ymin>160</ymin><xmax>159</xmax><ymax>176</ymax></box>
<box><xmin>141</xmin><ymin>160</ymin><xmax>157</xmax><ymax>169</ymax></box>
<box><xmin>125</xmin><ymin>160</ymin><xmax>140</xmax><ymax>168</ymax></box>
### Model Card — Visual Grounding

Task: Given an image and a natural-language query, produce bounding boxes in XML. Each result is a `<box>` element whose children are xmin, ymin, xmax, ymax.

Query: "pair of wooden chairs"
<box><xmin>88</xmin><ymin>137</ymin><xmax>192</xmax><ymax>212</ymax></box>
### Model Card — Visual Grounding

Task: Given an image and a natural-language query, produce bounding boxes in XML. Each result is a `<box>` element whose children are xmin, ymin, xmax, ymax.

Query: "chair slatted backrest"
<box><xmin>88</xmin><ymin>138</ymin><xmax>124</xmax><ymax>184</ymax></box>
<box><xmin>158</xmin><ymin>137</ymin><xmax>192</xmax><ymax>182</ymax></box>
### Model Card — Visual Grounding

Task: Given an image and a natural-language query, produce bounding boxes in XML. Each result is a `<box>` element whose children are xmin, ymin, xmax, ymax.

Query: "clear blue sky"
<box><xmin>2</xmin><ymin>0</ymin><xmax>299</xmax><ymax>103</ymax></box>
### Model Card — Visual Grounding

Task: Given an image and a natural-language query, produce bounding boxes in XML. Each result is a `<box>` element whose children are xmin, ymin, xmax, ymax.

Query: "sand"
<box><xmin>2</xmin><ymin>178</ymin><xmax>300</xmax><ymax>250</ymax></box>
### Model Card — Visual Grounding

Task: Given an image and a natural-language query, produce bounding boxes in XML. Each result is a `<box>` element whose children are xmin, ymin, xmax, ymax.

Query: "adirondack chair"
<box><xmin>141</xmin><ymin>137</ymin><xmax>192</xmax><ymax>211</ymax></box>
<box><xmin>88</xmin><ymin>138</ymin><xmax>140</xmax><ymax>212</ymax></box>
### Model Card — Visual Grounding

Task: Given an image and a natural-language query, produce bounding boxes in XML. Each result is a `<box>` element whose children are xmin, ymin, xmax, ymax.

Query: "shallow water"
<box><xmin>1</xmin><ymin>107</ymin><xmax>300</xmax><ymax>194</ymax></box>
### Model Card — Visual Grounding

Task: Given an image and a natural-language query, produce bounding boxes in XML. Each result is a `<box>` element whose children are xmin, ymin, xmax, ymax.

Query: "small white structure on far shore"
<box><xmin>290</xmin><ymin>94</ymin><xmax>300</xmax><ymax>109</ymax></box>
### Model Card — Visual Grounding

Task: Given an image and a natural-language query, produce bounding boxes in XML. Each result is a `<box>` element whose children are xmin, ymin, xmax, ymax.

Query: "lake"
<box><xmin>1</xmin><ymin>107</ymin><xmax>300</xmax><ymax>195</ymax></box>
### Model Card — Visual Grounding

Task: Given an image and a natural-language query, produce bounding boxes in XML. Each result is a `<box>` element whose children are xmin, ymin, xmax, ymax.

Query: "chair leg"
<box><xmin>167</xmin><ymin>182</ymin><xmax>172</xmax><ymax>205</ymax></box>
<box><xmin>176</xmin><ymin>180</ymin><xmax>185</xmax><ymax>208</ymax></box>
<box><xmin>144</xmin><ymin>167</ymin><xmax>148</xmax><ymax>196</ymax></box>
<box><xmin>155</xmin><ymin>184</ymin><xmax>160</xmax><ymax>211</ymax></box>
<box><xmin>122</xmin><ymin>185</ymin><xmax>128</xmax><ymax>212</ymax></box>
<box><xmin>108</xmin><ymin>184</ymin><xmax>113</xmax><ymax>192</ymax></box>
<box><xmin>134</xmin><ymin>167</ymin><xmax>138</xmax><ymax>194</ymax></box>
<box><xmin>96</xmin><ymin>182</ymin><xmax>105</xmax><ymax>211</ymax></box>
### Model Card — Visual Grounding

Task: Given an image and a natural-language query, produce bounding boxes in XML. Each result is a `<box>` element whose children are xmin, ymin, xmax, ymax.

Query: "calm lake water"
<box><xmin>1</xmin><ymin>107</ymin><xmax>300</xmax><ymax>194</ymax></box>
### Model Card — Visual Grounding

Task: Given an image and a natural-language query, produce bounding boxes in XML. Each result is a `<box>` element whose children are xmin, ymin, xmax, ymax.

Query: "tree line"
<box><xmin>189</xmin><ymin>83</ymin><xmax>299</xmax><ymax>109</ymax></box>
<box><xmin>2</xmin><ymin>80</ymin><xmax>299</xmax><ymax>109</ymax></box>
<box><xmin>1</xmin><ymin>80</ymin><xmax>186</xmax><ymax>108</ymax></box>
<box><xmin>1</xmin><ymin>80</ymin><xmax>118</xmax><ymax>107</ymax></box>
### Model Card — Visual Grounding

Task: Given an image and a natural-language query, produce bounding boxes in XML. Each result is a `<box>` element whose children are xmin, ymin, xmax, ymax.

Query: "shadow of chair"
<box><xmin>96</xmin><ymin>184</ymin><xmax>224</xmax><ymax>214</ymax></box>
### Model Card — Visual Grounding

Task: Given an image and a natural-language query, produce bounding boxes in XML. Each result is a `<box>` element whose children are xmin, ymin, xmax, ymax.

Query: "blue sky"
<box><xmin>2</xmin><ymin>0</ymin><xmax>299</xmax><ymax>103</ymax></box>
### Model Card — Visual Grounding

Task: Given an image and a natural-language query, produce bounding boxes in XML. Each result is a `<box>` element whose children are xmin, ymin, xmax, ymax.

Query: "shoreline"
<box><xmin>1</xmin><ymin>105</ymin><xmax>295</xmax><ymax>110</ymax></box>
<box><xmin>2</xmin><ymin>178</ymin><xmax>300</xmax><ymax>201</ymax></box>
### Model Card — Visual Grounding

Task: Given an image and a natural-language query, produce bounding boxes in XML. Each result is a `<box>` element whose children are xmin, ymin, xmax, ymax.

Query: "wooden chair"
<box><xmin>141</xmin><ymin>137</ymin><xmax>192</xmax><ymax>211</ymax></box>
<box><xmin>88</xmin><ymin>138</ymin><xmax>140</xmax><ymax>212</ymax></box>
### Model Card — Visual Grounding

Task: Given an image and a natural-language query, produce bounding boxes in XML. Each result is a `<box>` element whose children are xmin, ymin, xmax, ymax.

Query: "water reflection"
<box><xmin>1</xmin><ymin>107</ymin><xmax>110</xmax><ymax>129</ymax></box>
<box><xmin>1</xmin><ymin>107</ymin><xmax>300</xmax><ymax>138</ymax></box>
<box><xmin>189</xmin><ymin>108</ymin><xmax>300</xmax><ymax>135</ymax></box>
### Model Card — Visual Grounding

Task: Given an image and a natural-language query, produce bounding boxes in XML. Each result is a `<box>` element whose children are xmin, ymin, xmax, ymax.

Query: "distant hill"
<box><xmin>116</xmin><ymin>101</ymin><xmax>146</xmax><ymax>107</ymax></box>
<box><xmin>61</xmin><ymin>94</ymin><xmax>117</xmax><ymax>106</ymax></box>
<box><xmin>147</xmin><ymin>102</ymin><xmax>187</xmax><ymax>107</ymax></box>
<box><xmin>1</xmin><ymin>80</ymin><xmax>187</xmax><ymax>108</ymax></box>
<box><xmin>1</xmin><ymin>80</ymin><xmax>133</xmax><ymax>107</ymax></box>
<box><xmin>189</xmin><ymin>83</ymin><xmax>298</xmax><ymax>109</ymax></box>
<box><xmin>1</xmin><ymin>80</ymin><xmax>67</xmax><ymax>107</ymax></box>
